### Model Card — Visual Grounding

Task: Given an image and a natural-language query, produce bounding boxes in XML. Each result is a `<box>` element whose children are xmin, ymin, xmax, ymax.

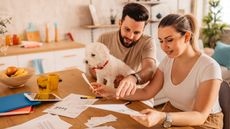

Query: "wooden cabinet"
<box><xmin>16</xmin><ymin>48</ymin><xmax>86</xmax><ymax>74</ymax></box>
<box><xmin>17</xmin><ymin>52</ymin><xmax>55</xmax><ymax>74</ymax></box>
<box><xmin>0</xmin><ymin>41</ymin><xmax>85</xmax><ymax>74</ymax></box>
<box><xmin>54</xmin><ymin>48</ymin><xmax>85</xmax><ymax>72</ymax></box>
<box><xmin>0</xmin><ymin>56</ymin><xmax>18</xmax><ymax>71</ymax></box>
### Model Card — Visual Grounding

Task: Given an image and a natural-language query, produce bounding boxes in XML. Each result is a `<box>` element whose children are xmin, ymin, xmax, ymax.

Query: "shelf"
<box><xmin>125</xmin><ymin>1</ymin><xmax>161</xmax><ymax>6</ymax></box>
<box><xmin>83</xmin><ymin>24</ymin><xmax>119</xmax><ymax>29</ymax></box>
<box><xmin>148</xmin><ymin>20</ymin><xmax>160</xmax><ymax>23</ymax></box>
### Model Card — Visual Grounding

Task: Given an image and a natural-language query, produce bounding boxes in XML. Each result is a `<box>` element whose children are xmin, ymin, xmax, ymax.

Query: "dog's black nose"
<box><xmin>85</xmin><ymin>60</ymin><xmax>88</xmax><ymax>64</ymax></box>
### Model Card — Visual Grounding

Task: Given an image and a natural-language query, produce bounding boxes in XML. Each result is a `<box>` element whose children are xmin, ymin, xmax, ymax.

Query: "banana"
<box><xmin>17</xmin><ymin>70</ymin><xmax>28</xmax><ymax>77</ymax></box>
<box><xmin>11</xmin><ymin>68</ymin><xmax>26</xmax><ymax>77</ymax></box>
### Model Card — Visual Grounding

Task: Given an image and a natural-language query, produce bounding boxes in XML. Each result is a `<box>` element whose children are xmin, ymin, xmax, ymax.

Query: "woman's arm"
<box><xmin>171</xmin><ymin>79</ymin><xmax>221</xmax><ymax>126</ymax></box>
<box><xmin>131</xmin><ymin>79</ymin><xmax>222</xmax><ymax>127</ymax></box>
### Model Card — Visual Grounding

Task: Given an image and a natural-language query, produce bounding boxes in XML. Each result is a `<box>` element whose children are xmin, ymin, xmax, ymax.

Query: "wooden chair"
<box><xmin>219</xmin><ymin>81</ymin><xmax>230</xmax><ymax>129</ymax></box>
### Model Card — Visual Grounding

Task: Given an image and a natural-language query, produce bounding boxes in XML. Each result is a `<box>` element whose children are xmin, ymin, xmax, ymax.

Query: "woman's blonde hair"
<box><xmin>158</xmin><ymin>14</ymin><xmax>200</xmax><ymax>52</ymax></box>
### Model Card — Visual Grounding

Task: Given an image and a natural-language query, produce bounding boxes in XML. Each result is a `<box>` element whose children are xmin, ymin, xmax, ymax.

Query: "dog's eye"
<box><xmin>91</xmin><ymin>54</ymin><xmax>95</xmax><ymax>57</ymax></box>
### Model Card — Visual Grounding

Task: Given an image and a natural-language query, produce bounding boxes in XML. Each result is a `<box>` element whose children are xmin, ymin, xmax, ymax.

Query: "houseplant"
<box><xmin>0</xmin><ymin>17</ymin><xmax>11</xmax><ymax>55</ymax></box>
<box><xmin>202</xmin><ymin>0</ymin><xmax>227</xmax><ymax>48</ymax></box>
<box><xmin>110</xmin><ymin>9</ymin><xmax>117</xmax><ymax>24</ymax></box>
<box><xmin>0</xmin><ymin>17</ymin><xmax>11</xmax><ymax>35</ymax></box>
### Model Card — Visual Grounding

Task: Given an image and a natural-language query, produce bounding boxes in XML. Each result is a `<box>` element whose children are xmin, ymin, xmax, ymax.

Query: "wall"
<box><xmin>0</xmin><ymin>0</ymin><xmax>192</xmax><ymax>45</ymax></box>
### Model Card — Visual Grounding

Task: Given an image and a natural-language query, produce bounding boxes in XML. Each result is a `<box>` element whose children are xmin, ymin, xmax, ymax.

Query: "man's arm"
<box><xmin>116</xmin><ymin>58</ymin><xmax>157</xmax><ymax>98</ymax></box>
<box><xmin>135</xmin><ymin>58</ymin><xmax>157</xmax><ymax>84</ymax></box>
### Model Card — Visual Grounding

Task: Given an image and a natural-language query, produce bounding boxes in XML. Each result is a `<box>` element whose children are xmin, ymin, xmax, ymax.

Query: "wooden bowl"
<box><xmin>0</xmin><ymin>68</ymin><xmax>34</xmax><ymax>88</ymax></box>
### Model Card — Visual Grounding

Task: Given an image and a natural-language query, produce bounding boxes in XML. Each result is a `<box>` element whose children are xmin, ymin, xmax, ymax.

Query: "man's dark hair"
<box><xmin>121</xmin><ymin>3</ymin><xmax>149</xmax><ymax>23</ymax></box>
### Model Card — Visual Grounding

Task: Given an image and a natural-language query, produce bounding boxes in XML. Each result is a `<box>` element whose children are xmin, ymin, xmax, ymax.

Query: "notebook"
<box><xmin>0</xmin><ymin>106</ymin><xmax>33</xmax><ymax>116</ymax></box>
<box><xmin>0</xmin><ymin>93</ymin><xmax>41</xmax><ymax>113</ymax></box>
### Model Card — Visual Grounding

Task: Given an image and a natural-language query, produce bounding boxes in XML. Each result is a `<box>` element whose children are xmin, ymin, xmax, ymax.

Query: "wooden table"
<box><xmin>0</xmin><ymin>69</ymin><xmax>192</xmax><ymax>129</ymax></box>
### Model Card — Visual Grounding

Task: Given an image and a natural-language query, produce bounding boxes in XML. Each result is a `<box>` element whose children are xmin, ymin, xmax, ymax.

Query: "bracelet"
<box><xmin>130</xmin><ymin>73</ymin><xmax>141</xmax><ymax>84</ymax></box>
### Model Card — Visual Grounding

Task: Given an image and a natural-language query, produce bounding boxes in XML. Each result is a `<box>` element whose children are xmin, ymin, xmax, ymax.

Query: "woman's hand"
<box><xmin>130</xmin><ymin>109</ymin><xmax>165</xmax><ymax>127</ymax></box>
<box><xmin>90</xmin><ymin>82</ymin><xmax>116</xmax><ymax>99</ymax></box>
<box><xmin>116</xmin><ymin>75</ymin><xmax>137</xmax><ymax>99</ymax></box>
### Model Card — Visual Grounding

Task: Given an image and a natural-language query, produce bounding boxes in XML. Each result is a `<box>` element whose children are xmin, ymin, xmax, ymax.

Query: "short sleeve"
<box><xmin>200</xmin><ymin>62</ymin><xmax>222</xmax><ymax>82</ymax></box>
<box><xmin>142</xmin><ymin>38</ymin><xmax>156</xmax><ymax>61</ymax></box>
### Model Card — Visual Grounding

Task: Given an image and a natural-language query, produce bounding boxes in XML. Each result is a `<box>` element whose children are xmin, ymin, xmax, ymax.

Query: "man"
<box><xmin>89</xmin><ymin>3</ymin><xmax>157</xmax><ymax>98</ymax></box>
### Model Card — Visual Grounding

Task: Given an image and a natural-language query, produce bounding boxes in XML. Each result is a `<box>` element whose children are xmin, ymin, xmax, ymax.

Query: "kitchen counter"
<box><xmin>1</xmin><ymin>41</ymin><xmax>85</xmax><ymax>57</ymax></box>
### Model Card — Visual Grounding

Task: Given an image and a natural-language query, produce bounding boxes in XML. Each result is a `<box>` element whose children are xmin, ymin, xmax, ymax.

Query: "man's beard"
<box><xmin>119</xmin><ymin>30</ymin><xmax>138</xmax><ymax>48</ymax></box>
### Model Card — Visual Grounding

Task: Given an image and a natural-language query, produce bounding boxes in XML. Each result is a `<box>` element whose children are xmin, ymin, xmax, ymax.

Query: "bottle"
<box><xmin>45</xmin><ymin>24</ymin><xmax>50</xmax><ymax>43</ymax></box>
<box><xmin>54</xmin><ymin>22</ymin><xmax>59</xmax><ymax>42</ymax></box>
<box><xmin>12</xmin><ymin>34</ymin><xmax>20</xmax><ymax>45</ymax></box>
<box><xmin>5</xmin><ymin>34</ymin><xmax>12</xmax><ymax>46</ymax></box>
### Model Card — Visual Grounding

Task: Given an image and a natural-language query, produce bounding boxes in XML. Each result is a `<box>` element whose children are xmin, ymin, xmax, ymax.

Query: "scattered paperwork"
<box><xmin>86</xmin><ymin>126</ymin><xmax>115</xmax><ymax>129</ymax></box>
<box><xmin>44</xmin><ymin>93</ymin><xmax>98</xmax><ymax>118</ymax></box>
<box><xmin>88</xmin><ymin>104</ymin><xmax>144</xmax><ymax>116</ymax></box>
<box><xmin>85</xmin><ymin>114</ymin><xmax>117</xmax><ymax>128</ymax></box>
<box><xmin>7</xmin><ymin>114</ymin><xmax>71</xmax><ymax>129</ymax></box>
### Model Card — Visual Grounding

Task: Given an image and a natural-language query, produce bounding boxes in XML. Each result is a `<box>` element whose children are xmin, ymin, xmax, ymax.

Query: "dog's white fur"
<box><xmin>85</xmin><ymin>42</ymin><xmax>134</xmax><ymax>87</ymax></box>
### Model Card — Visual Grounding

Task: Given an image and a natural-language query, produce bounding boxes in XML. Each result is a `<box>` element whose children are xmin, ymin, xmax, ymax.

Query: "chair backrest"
<box><xmin>219</xmin><ymin>81</ymin><xmax>230</xmax><ymax>129</ymax></box>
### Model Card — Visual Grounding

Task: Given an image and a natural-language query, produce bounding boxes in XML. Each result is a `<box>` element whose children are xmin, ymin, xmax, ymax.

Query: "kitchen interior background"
<box><xmin>0</xmin><ymin>0</ymin><xmax>205</xmax><ymax>44</ymax></box>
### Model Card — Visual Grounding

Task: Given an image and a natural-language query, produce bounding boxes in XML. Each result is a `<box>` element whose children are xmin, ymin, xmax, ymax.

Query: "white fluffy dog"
<box><xmin>85</xmin><ymin>42</ymin><xmax>134</xmax><ymax>87</ymax></box>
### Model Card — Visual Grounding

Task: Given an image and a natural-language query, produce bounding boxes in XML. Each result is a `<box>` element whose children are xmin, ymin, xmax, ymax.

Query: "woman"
<box><xmin>91</xmin><ymin>14</ymin><xmax>223</xmax><ymax>128</ymax></box>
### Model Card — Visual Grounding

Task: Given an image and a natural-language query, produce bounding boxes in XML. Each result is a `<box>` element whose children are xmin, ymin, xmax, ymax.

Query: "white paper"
<box><xmin>86</xmin><ymin>126</ymin><xmax>115</xmax><ymax>129</ymax></box>
<box><xmin>7</xmin><ymin>114</ymin><xmax>71</xmax><ymax>129</ymax></box>
<box><xmin>85</xmin><ymin>114</ymin><xmax>117</xmax><ymax>128</ymax></box>
<box><xmin>82</xmin><ymin>73</ymin><xmax>94</xmax><ymax>89</ymax></box>
<box><xmin>44</xmin><ymin>93</ymin><xmax>98</xmax><ymax>118</ymax></box>
<box><xmin>88</xmin><ymin>4</ymin><xmax>100</xmax><ymax>25</ymax></box>
<box><xmin>88</xmin><ymin>104</ymin><xmax>144</xmax><ymax>116</ymax></box>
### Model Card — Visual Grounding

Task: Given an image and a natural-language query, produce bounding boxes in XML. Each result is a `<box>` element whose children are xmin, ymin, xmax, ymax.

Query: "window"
<box><xmin>220</xmin><ymin>0</ymin><xmax>230</xmax><ymax>24</ymax></box>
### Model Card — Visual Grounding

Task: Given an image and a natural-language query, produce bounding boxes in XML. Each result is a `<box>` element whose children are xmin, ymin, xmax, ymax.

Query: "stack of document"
<box><xmin>0</xmin><ymin>106</ymin><xmax>33</xmax><ymax>116</ymax></box>
<box><xmin>7</xmin><ymin>114</ymin><xmax>71</xmax><ymax>129</ymax></box>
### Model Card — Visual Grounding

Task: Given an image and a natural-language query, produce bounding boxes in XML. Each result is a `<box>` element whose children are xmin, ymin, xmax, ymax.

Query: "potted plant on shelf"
<box><xmin>202</xmin><ymin>0</ymin><xmax>227</xmax><ymax>48</ymax></box>
<box><xmin>0</xmin><ymin>17</ymin><xmax>11</xmax><ymax>35</ymax></box>
<box><xmin>0</xmin><ymin>17</ymin><xmax>11</xmax><ymax>55</ymax></box>
<box><xmin>110</xmin><ymin>9</ymin><xmax>117</xmax><ymax>25</ymax></box>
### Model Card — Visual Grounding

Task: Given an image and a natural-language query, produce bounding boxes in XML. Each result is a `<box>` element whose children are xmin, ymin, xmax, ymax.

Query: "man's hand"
<box><xmin>114</xmin><ymin>74</ymin><xmax>125</xmax><ymax>88</ymax></box>
<box><xmin>90</xmin><ymin>82</ymin><xmax>116</xmax><ymax>99</ymax></box>
<box><xmin>116</xmin><ymin>75</ymin><xmax>137</xmax><ymax>99</ymax></box>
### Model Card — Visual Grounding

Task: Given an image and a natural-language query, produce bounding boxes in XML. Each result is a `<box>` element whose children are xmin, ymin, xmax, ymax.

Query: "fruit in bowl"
<box><xmin>6</xmin><ymin>66</ymin><xmax>18</xmax><ymax>77</ymax></box>
<box><xmin>0</xmin><ymin>66</ymin><xmax>34</xmax><ymax>88</ymax></box>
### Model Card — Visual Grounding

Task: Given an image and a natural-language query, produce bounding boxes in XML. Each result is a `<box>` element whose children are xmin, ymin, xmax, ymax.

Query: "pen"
<box><xmin>125</xmin><ymin>101</ymin><xmax>132</xmax><ymax>105</ymax></box>
<box><xmin>80</xmin><ymin>96</ymin><xmax>103</xmax><ymax>99</ymax></box>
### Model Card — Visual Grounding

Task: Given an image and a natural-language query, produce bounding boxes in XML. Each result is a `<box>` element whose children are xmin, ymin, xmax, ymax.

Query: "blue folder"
<box><xmin>0</xmin><ymin>93</ymin><xmax>41</xmax><ymax>113</ymax></box>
